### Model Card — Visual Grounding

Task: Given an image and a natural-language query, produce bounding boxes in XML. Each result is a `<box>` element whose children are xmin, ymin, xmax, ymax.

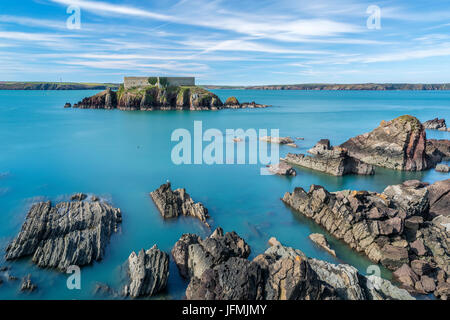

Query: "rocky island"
<box><xmin>423</xmin><ymin>118</ymin><xmax>450</xmax><ymax>132</ymax></box>
<box><xmin>65</xmin><ymin>77</ymin><xmax>268</xmax><ymax>111</ymax></box>
<box><xmin>282</xmin><ymin>179</ymin><xmax>450</xmax><ymax>299</ymax></box>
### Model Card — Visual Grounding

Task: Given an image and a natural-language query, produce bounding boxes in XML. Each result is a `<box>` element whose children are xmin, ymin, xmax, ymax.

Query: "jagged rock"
<box><xmin>365</xmin><ymin>275</ymin><xmax>415</xmax><ymax>300</ymax></box>
<box><xmin>93</xmin><ymin>283</ymin><xmax>119</xmax><ymax>298</ymax></box>
<box><xmin>20</xmin><ymin>274</ymin><xmax>37</xmax><ymax>292</ymax></box>
<box><xmin>284</xmin><ymin>139</ymin><xmax>374</xmax><ymax>176</ymax></box>
<box><xmin>150</xmin><ymin>182</ymin><xmax>209</xmax><ymax>226</ymax></box>
<box><xmin>267</xmin><ymin>161</ymin><xmax>296</xmax><ymax>176</ymax></box>
<box><xmin>341</xmin><ymin>115</ymin><xmax>430</xmax><ymax>171</ymax></box>
<box><xmin>172</xmin><ymin>227</ymin><xmax>250</xmax><ymax>280</ymax></box>
<box><xmin>436</xmin><ymin>164</ymin><xmax>450</xmax><ymax>172</ymax></box>
<box><xmin>423</xmin><ymin>118</ymin><xmax>449</xmax><ymax>131</ymax></box>
<box><xmin>122</xmin><ymin>245</ymin><xmax>169</xmax><ymax>298</ymax></box>
<box><xmin>308</xmin><ymin>233</ymin><xmax>336</xmax><ymax>256</ymax></box>
<box><xmin>260</xmin><ymin>136</ymin><xmax>295</xmax><ymax>145</ymax></box>
<box><xmin>426</xmin><ymin>139</ymin><xmax>450</xmax><ymax>165</ymax></box>
<box><xmin>282</xmin><ymin>180</ymin><xmax>449</xmax><ymax>299</ymax></box>
<box><xmin>70</xmin><ymin>193</ymin><xmax>87</xmax><ymax>201</ymax></box>
<box><xmin>427</xmin><ymin>179</ymin><xmax>450</xmax><ymax>217</ymax></box>
<box><xmin>5</xmin><ymin>198</ymin><xmax>122</xmax><ymax>271</ymax></box>
<box><xmin>63</xmin><ymin>102</ymin><xmax>71</xmax><ymax>108</ymax></box>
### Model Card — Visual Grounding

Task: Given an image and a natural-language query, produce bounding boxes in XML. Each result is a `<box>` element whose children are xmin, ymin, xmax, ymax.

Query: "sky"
<box><xmin>0</xmin><ymin>0</ymin><xmax>449</xmax><ymax>85</ymax></box>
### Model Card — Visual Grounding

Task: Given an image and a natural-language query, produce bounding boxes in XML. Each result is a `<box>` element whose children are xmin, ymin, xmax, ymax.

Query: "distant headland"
<box><xmin>203</xmin><ymin>83</ymin><xmax>450</xmax><ymax>90</ymax></box>
<box><xmin>0</xmin><ymin>81</ymin><xmax>119</xmax><ymax>90</ymax></box>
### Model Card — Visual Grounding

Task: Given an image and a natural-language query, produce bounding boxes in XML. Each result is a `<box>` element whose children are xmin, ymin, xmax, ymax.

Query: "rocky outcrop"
<box><xmin>122</xmin><ymin>245</ymin><xmax>169</xmax><ymax>298</ymax></box>
<box><xmin>426</xmin><ymin>139</ymin><xmax>450</xmax><ymax>165</ymax></box>
<box><xmin>427</xmin><ymin>179</ymin><xmax>450</xmax><ymax>217</ymax></box>
<box><xmin>260</xmin><ymin>136</ymin><xmax>297</xmax><ymax>148</ymax></box>
<box><xmin>423</xmin><ymin>118</ymin><xmax>449</xmax><ymax>132</ymax></box>
<box><xmin>267</xmin><ymin>161</ymin><xmax>296</xmax><ymax>176</ymax></box>
<box><xmin>64</xmin><ymin>103</ymin><xmax>71</xmax><ymax>108</ymax></box>
<box><xmin>5</xmin><ymin>197</ymin><xmax>122</xmax><ymax>271</ymax></box>
<box><xmin>282</xmin><ymin>180</ymin><xmax>449</xmax><ymax>299</ymax></box>
<box><xmin>284</xmin><ymin>139</ymin><xmax>374</xmax><ymax>176</ymax></box>
<box><xmin>70</xmin><ymin>87</ymin><xmax>267</xmax><ymax>111</ymax></box>
<box><xmin>150</xmin><ymin>182</ymin><xmax>209</xmax><ymax>227</ymax></box>
<box><xmin>20</xmin><ymin>274</ymin><xmax>37</xmax><ymax>292</ymax></box>
<box><xmin>309</xmin><ymin>233</ymin><xmax>336</xmax><ymax>256</ymax></box>
<box><xmin>436</xmin><ymin>164</ymin><xmax>450</xmax><ymax>172</ymax></box>
<box><xmin>173</xmin><ymin>230</ymin><xmax>414</xmax><ymax>300</ymax></box>
<box><xmin>341</xmin><ymin>115</ymin><xmax>430</xmax><ymax>171</ymax></box>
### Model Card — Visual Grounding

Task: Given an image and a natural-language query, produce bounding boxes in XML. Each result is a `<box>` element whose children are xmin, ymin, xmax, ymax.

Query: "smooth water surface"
<box><xmin>0</xmin><ymin>89</ymin><xmax>449</xmax><ymax>299</ymax></box>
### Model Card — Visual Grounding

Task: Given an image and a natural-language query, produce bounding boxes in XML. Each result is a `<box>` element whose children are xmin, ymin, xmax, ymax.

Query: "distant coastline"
<box><xmin>202</xmin><ymin>83</ymin><xmax>450</xmax><ymax>90</ymax></box>
<box><xmin>0</xmin><ymin>81</ymin><xmax>119</xmax><ymax>90</ymax></box>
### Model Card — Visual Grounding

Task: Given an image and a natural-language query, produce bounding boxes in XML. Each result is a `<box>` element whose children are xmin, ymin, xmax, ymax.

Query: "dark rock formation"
<box><xmin>282</xmin><ymin>180</ymin><xmax>449</xmax><ymax>299</ymax></box>
<box><xmin>173</xmin><ymin>230</ymin><xmax>414</xmax><ymax>300</ymax></box>
<box><xmin>284</xmin><ymin>139</ymin><xmax>374</xmax><ymax>176</ymax></box>
<box><xmin>70</xmin><ymin>193</ymin><xmax>87</xmax><ymax>201</ymax></box>
<box><xmin>423</xmin><ymin>118</ymin><xmax>449</xmax><ymax>131</ymax></box>
<box><xmin>64</xmin><ymin>103</ymin><xmax>71</xmax><ymax>108</ymax></box>
<box><xmin>267</xmin><ymin>161</ymin><xmax>296</xmax><ymax>176</ymax></box>
<box><xmin>427</xmin><ymin>139</ymin><xmax>450</xmax><ymax>165</ymax></box>
<box><xmin>69</xmin><ymin>86</ymin><xmax>268</xmax><ymax>111</ymax></box>
<box><xmin>341</xmin><ymin>115</ymin><xmax>430</xmax><ymax>171</ymax></box>
<box><xmin>20</xmin><ymin>274</ymin><xmax>37</xmax><ymax>292</ymax></box>
<box><xmin>5</xmin><ymin>197</ymin><xmax>122</xmax><ymax>271</ymax></box>
<box><xmin>428</xmin><ymin>179</ymin><xmax>450</xmax><ymax>217</ymax></box>
<box><xmin>309</xmin><ymin>233</ymin><xmax>336</xmax><ymax>257</ymax></box>
<box><xmin>150</xmin><ymin>182</ymin><xmax>209</xmax><ymax>227</ymax></box>
<box><xmin>122</xmin><ymin>245</ymin><xmax>169</xmax><ymax>298</ymax></box>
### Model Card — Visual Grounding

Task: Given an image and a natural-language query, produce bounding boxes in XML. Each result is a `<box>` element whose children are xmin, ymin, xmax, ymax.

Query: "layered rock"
<box><xmin>423</xmin><ymin>118</ymin><xmax>449</xmax><ymax>132</ymax></box>
<box><xmin>282</xmin><ymin>180</ymin><xmax>449</xmax><ymax>299</ymax></box>
<box><xmin>5</xmin><ymin>197</ymin><xmax>122</xmax><ymax>271</ymax></box>
<box><xmin>309</xmin><ymin>233</ymin><xmax>336</xmax><ymax>257</ymax></box>
<box><xmin>70</xmin><ymin>87</ymin><xmax>267</xmax><ymax>111</ymax></box>
<box><xmin>428</xmin><ymin>179</ymin><xmax>450</xmax><ymax>217</ymax></box>
<box><xmin>150</xmin><ymin>182</ymin><xmax>209</xmax><ymax>227</ymax></box>
<box><xmin>284</xmin><ymin>139</ymin><xmax>374</xmax><ymax>176</ymax></box>
<box><xmin>426</xmin><ymin>139</ymin><xmax>450</xmax><ymax>165</ymax></box>
<box><xmin>341</xmin><ymin>115</ymin><xmax>430</xmax><ymax>171</ymax></box>
<box><xmin>122</xmin><ymin>245</ymin><xmax>169</xmax><ymax>298</ymax></box>
<box><xmin>173</xmin><ymin>230</ymin><xmax>414</xmax><ymax>300</ymax></box>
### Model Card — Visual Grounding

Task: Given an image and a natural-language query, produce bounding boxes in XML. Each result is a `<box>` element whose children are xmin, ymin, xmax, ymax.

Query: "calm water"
<box><xmin>0</xmin><ymin>89</ymin><xmax>449</xmax><ymax>300</ymax></box>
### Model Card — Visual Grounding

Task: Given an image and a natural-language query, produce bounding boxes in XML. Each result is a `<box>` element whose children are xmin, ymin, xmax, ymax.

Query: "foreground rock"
<box><xmin>341</xmin><ymin>115</ymin><xmax>430</xmax><ymax>171</ymax></box>
<box><xmin>70</xmin><ymin>87</ymin><xmax>267</xmax><ymax>111</ymax></box>
<box><xmin>5</xmin><ymin>196</ymin><xmax>122</xmax><ymax>271</ymax></box>
<box><xmin>150</xmin><ymin>182</ymin><xmax>209</xmax><ymax>227</ymax></box>
<box><xmin>122</xmin><ymin>245</ymin><xmax>169</xmax><ymax>298</ymax></box>
<box><xmin>284</xmin><ymin>139</ymin><xmax>374</xmax><ymax>176</ymax></box>
<box><xmin>267</xmin><ymin>161</ymin><xmax>296</xmax><ymax>176</ymax></box>
<box><xmin>282</xmin><ymin>179</ymin><xmax>449</xmax><ymax>299</ymax></box>
<box><xmin>173</xmin><ymin>230</ymin><xmax>414</xmax><ymax>300</ymax></box>
<box><xmin>309</xmin><ymin>233</ymin><xmax>336</xmax><ymax>257</ymax></box>
<box><xmin>423</xmin><ymin>118</ymin><xmax>449</xmax><ymax>132</ymax></box>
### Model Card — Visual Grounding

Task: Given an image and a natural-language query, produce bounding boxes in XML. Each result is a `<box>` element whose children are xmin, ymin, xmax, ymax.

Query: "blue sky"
<box><xmin>0</xmin><ymin>0</ymin><xmax>449</xmax><ymax>85</ymax></box>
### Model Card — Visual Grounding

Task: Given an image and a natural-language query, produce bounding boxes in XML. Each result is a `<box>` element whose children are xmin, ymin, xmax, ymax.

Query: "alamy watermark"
<box><xmin>66</xmin><ymin>5</ymin><xmax>81</xmax><ymax>30</ymax></box>
<box><xmin>171</xmin><ymin>121</ymin><xmax>280</xmax><ymax>175</ymax></box>
<box><xmin>366</xmin><ymin>5</ymin><xmax>381</xmax><ymax>30</ymax></box>
<box><xmin>66</xmin><ymin>265</ymin><xmax>81</xmax><ymax>290</ymax></box>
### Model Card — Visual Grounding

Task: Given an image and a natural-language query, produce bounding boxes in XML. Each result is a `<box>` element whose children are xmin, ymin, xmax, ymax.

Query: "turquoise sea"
<box><xmin>0</xmin><ymin>89</ymin><xmax>449</xmax><ymax>300</ymax></box>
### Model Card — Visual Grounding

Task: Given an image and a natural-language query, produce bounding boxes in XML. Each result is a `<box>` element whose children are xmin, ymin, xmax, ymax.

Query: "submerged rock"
<box><xmin>122</xmin><ymin>245</ymin><xmax>169</xmax><ymax>298</ymax></box>
<box><xmin>341</xmin><ymin>115</ymin><xmax>430</xmax><ymax>171</ymax></box>
<box><xmin>282</xmin><ymin>180</ymin><xmax>449</xmax><ymax>299</ymax></box>
<box><xmin>309</xmin><ymin>233</ymin><xmax>336</xmax><ymax>257</ymax></box>
<box><xmin>150</xmin><ymin>182</ymin><xmax>209</xmax><ymax>226</ymax></box>
<box><xmin>5</xmin><ymin>197</ymin><xmax>122</xmax><ymax>271</ymax></box>
<box><xmin>423</xmin><ymin>118</ymin><xmax>449</xmax><ymax>131</ymax></box>
<box><xmin>284</xmin><ymin>139</ymin><xmax>374</xmax><ymax>176</ymax></box>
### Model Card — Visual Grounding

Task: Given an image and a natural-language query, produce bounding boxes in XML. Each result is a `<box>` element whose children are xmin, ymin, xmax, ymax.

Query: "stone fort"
<box><xmin>123</xmin><ymin>76</ymin><xmax>195</xmax><ymax>89</ymax></box>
